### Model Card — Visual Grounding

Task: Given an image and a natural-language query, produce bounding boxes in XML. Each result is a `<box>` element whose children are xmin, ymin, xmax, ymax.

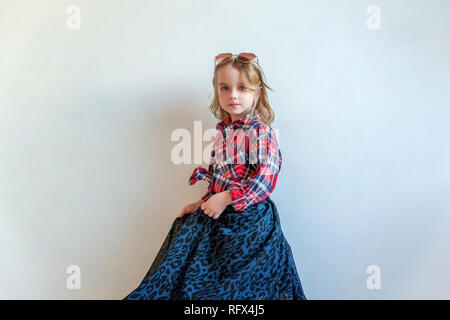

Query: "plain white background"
<box><xmin>1</xmin><ymin>0</ymin><xmax>449</xmax><ymax>299</ymax></box>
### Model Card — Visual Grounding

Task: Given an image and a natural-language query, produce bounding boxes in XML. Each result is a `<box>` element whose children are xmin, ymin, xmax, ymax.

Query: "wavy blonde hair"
<box><xmin>208</xmin><ymin>55</ymin><xmax>275</xmax><ymax>126</ymax></box>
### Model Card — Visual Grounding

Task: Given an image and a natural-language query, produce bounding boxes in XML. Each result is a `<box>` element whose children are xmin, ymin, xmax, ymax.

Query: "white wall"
<box><xmin>1</xmin><ymin>0</ymin><xmax>449</xmax><ymax>299</ymax></box>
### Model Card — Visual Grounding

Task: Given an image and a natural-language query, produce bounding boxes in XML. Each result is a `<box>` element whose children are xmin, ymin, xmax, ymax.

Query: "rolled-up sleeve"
<box><xmin>188</xmin><ymin>145</ymin><xmax>217</xmax><ymax>202</ymax></box>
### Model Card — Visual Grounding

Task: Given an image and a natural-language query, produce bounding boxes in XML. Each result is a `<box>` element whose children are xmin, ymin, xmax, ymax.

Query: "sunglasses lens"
<box><xmin>238</xmin><ymin>53</ymin><xmax>256</xmax><ymax>60</ymax></box>
<box><xmin>215</xmin><ymin>53</ymin><xmax>233</xmax><ymax>63</ymax></box>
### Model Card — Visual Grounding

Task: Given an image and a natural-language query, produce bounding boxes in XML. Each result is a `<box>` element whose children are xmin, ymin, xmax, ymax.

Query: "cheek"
<box><xmin>218</xmin><ymin>91</ymin><xmax>226</xmax><ymax>100</ymax></box>
<box><xmin>244</xmin><ymin>94</ymin><xmax>255</xmax><ymax>103</ymax></box>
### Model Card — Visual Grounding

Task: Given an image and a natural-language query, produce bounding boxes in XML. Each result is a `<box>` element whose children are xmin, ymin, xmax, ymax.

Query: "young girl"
<box><xmin>123</xmin><ymin>53</ymin><xmax>307</xmax><ymax>300</ymax></box>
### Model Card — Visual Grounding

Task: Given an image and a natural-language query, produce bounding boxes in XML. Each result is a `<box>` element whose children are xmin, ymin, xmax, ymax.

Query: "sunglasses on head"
<box><xmin>214</xmin><ymin>52</ymin><xmax>259</xmax><ymax>66</ymax></box>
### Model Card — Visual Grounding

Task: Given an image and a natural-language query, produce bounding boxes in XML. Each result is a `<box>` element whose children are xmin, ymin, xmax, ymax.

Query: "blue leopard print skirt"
<box><xmin>123</xmin><ymin>197</ymin><xmax>307</xmax><ymax>300</ymax></box>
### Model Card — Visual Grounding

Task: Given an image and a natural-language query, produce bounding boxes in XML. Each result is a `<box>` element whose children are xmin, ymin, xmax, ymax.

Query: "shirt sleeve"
<box><xmin>228</xmin><ymin>126</ymin><xmax>282</xmax><ymax>211</ymax></box>
<box><xmin>188</xmin><ymin>148</ymin><xmax>216</xmax><ymax>202</ymax></box>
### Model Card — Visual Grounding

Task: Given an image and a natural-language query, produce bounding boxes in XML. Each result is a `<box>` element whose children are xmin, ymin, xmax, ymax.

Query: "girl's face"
<box><xmin>217</xmin><ymin>64</ymin><xmax>259</xmax><ymax>123</ymax></box>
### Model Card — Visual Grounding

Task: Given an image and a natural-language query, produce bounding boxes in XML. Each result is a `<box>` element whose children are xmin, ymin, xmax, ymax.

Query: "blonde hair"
<box><xmin>208</xmin><ymin>56</ymin><xmax>275</xmax><ymax>126</ymax></box>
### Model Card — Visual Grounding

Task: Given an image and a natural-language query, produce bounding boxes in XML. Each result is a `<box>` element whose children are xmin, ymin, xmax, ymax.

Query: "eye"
<box><xmin>219</xmin><ymin>86</ymin><xmax>248</xmax><ymax>91</ymax></box>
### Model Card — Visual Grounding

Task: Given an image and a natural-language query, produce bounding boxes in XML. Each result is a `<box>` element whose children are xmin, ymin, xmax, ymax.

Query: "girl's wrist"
<box><xmin>223</xmin><ymin>189</ymin><xmax>232</xmax><ymax>205</ymax></box>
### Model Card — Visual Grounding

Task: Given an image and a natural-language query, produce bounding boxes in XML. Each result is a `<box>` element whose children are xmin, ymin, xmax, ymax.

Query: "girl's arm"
<box><xmin>228</xmin><ymin>126</ymin><xmax>282</xmax><ymax>212</ymax></box>
<box><xmin>189</xmin><ymin>148</ymin><xmax>216</xmax><ymax>203</ymax></box>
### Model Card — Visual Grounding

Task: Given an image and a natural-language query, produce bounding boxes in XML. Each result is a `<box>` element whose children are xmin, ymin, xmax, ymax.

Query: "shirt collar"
<box><xmin>216</xmin><ymin>109</ymin><xmax>261</xmax><ymax>131</ymax></box>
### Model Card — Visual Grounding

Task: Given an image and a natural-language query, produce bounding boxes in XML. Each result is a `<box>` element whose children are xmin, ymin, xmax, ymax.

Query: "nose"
<box><xmin>230</xmin><ymin>88</ymin><xmax>238</xmax><ymax>101</ymax></box>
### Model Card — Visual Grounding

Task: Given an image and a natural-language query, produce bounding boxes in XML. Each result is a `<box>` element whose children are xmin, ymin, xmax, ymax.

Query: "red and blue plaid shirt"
<box><xmin>188</xmin><ymin>109</ymin><xmax>282</xmax><ymax>212</ymax></box>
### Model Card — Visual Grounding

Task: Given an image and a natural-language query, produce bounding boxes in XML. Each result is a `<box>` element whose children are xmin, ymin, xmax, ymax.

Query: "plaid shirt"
<box><xmin>188</xmin><ymin>109</ymin><xmax>282</xmax><ymax>212</ymax></box>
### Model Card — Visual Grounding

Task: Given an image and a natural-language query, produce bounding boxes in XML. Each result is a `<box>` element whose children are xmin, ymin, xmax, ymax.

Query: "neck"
<box><xmin>230</xmin><ymin>110</ymin><xmax>253</xmax><ymax>123</ymax></box>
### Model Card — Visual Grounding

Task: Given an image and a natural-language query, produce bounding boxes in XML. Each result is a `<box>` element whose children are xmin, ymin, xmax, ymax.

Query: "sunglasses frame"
<box><xmin>214</xmin><ymin>52</ymin><xmax>259</xmax><ymax>66</ymax></box>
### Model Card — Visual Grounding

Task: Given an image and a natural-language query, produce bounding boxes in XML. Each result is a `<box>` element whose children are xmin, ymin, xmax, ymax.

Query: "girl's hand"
<box><xmin>177</xmin><ymin>200</ymin><xmax>203</xmax><ymax>218</ymax></box>
<box><xmin>200</xmin><ymin>192</ymin><xmax>231</xmax><ymax>220</ymax></box>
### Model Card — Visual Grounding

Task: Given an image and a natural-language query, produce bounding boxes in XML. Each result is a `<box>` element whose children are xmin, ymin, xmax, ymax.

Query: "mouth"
<box><xmin>229</xmin><ymin>104</ymin><xmax>240</xmax><ymax>107</ymax></box>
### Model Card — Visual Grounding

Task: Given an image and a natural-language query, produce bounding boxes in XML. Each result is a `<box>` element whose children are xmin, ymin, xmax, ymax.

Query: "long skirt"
<box><xmin>123</xmin><ymin>197</ymin><xmax>307</xmax><ymax>300</ymax></box>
